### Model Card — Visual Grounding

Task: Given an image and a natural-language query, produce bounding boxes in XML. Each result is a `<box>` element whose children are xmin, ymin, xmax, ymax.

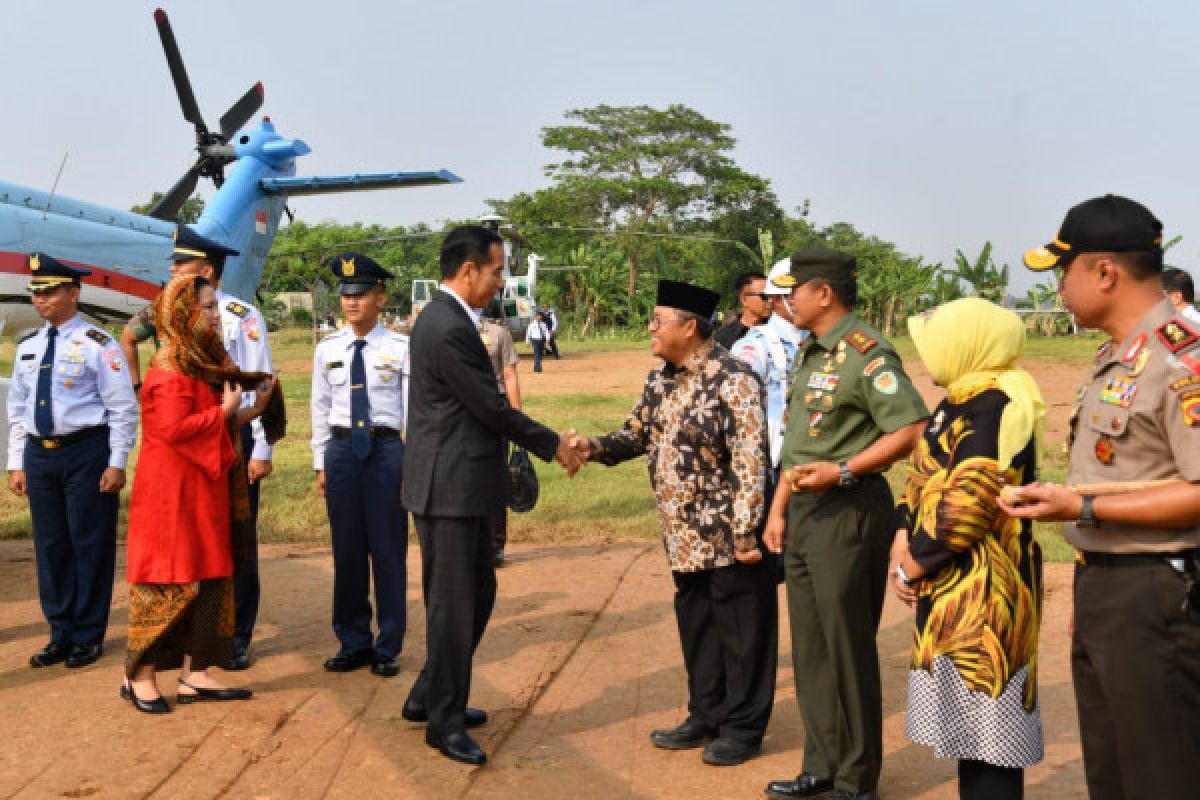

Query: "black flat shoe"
<box><xmin>702</xmin><ymin>737</ymin><xmax>761</xmax><ymax>766</ymax></box>
<box><xmin>176</xmin><ymin>679</ymin><xmax>253</xmax><ymax>704</ymax></box>
<box><xmin>323</xmin><ymin>648</ymin><xmax>374</xmax><ymax>673</ymax></box>
<box><xmin>121</xmin><ymin>683</ymin><xmax>171</xmax><ymax>714</ymax></box>
<box><xmin>402</xmin><ymin>698</ymin><xmax>487</xmax><ymax>728</ymax></box>
<box><xmin>225</xmin><ymin>646</ymin><xmax>252</xmax><ymax>671</ymax></box>
<box><xmin>764</xmin><ymin>773</ymin><xmax>834</xmax><ymax>799</ymax></box>
<box><xmin>65</xmin><ymin>643</ymin><xmax>103</xmax><ymax>668</ymax></box>
<box><xmin>425</xmin><ymin>729</ymin><xmax>486</xmax><ymax>766</ymax></box>
<box><xmin>371</xmin><ymin>655</ymin><xmax>399</xmax><ymax>677</ymax></box>
<box><xmin>650</xmin><ymin>717</ymin><xmax>715</xmax><ymax>750</ymax></box>
<box><xmin>30</xmin><ymin>642</ymin><xmax>71</xmax><ymax>668</ymax></box>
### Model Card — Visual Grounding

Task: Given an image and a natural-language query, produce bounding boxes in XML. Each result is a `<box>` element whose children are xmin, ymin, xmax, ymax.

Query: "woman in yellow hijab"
<box><xmin>890</xmin><ymin>297</ymin><xmax>1045</xmax><ymax>800</ymax></box>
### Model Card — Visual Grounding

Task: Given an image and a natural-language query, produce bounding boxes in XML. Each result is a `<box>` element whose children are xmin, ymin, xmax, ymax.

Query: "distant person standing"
<box><xmin>714</xmin><ymin>272</ymin><xmax>769</xmax><ymax>350</ymax></box>
<box><xmin>1162</xmin><ymin>266</ymin><xmax>1200</xmax><ymax>325</ymax></box>
<box><xmin>480</xmin><ymin>317</ymin><xmax>523</xmax><ymax>566</ymax></box>
<box><xmin>311</xmin><ymin>253</ymin><xmax>410</xmax><ymax>679</ymax></box>
<box><xmin>526</xmin><ymin>312</ymin><xmax>550</xmax><ymax>373</ymax></box>
<box><xmin>540</xmin><ymin>303</ymin><xmax>561</xmax><ymax>359</ymax></box>
<box><xmin>8</xmin><ymin>253</ymin><xmax>138</xmax><ymax>670</ymax></box>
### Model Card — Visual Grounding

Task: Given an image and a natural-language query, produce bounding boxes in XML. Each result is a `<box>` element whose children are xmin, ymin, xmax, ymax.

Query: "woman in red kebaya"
<box><xmin>122</xmin><ymin>275</ymin><xmax>274</xmax><ymax>713</ymax></box>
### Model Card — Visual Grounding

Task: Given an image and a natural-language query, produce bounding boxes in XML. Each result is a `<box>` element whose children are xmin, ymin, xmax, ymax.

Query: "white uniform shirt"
<box><xmin>526</xmin><ymin>318</ymin><xmax>549</xmax><ymax>342</ymax></box>
<box><xmin>732</xmin><ymin>313</ymin><xmax>808</xmax><ymax>467</ymax></box>
<box><xmin>217</xmin><ymin>289</ymin><xmax>275</xmax><ymax>461</ymax></box>
<box><xmin>1181</xmin><ymin>304</ymin><xmax>1200</xmax><ymax>326</ymax></box>
<box><xmin>310</xmin><ymin>323</ymin><xmax>409</xmax><ymax>469</ymax></box>
<box><xmin>7</xmin><ymin>314</ymin><xmax>138</xmax><ymax>470</ymax></box>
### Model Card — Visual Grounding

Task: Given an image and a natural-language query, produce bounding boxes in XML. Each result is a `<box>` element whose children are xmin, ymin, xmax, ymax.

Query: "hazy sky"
<box><xmin>4</xmin><ymin>1</ymin><xmax>1199</xmax><ymax>292</ymax></box>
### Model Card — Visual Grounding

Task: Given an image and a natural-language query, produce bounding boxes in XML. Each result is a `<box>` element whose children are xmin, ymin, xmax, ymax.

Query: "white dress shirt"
<box><xmin>217</xmin><ymin>289</ymin><xmax>275</xmax><ymax>461</ymax></box>
<box><xmin>438</xmin><ymin>285</ymin><xmax>483</xmax><ymax>330</ymax></box>
<box><xmin>310</xmin><ymin>322</ymin><xmax>409</xmax><ymax>469</ymax></box>
<box><xmin>7</xmin><ymin>314</ymin><xmax>139</xmax><ymax>470</ymax></box>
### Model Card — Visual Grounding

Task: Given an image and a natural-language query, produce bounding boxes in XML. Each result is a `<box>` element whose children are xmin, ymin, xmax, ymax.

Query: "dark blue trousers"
<box><xmin>323</xmin><ymin>435</ymin><xmax>407</xmax><ymax>658</ymax></box>
<box><xmin>234</xmin><ymin>424</ymin><xmax>261</xmax><ymax>651</ymax></box>
<box><xmin>24</xmin><ymin>427</ymin><xmax>117</xmax><ymax>646</ymax></box>
<box><xmin>531</xmin><ymin>338</ymin><xmax>545</xmax><ymax>372</ymax></box>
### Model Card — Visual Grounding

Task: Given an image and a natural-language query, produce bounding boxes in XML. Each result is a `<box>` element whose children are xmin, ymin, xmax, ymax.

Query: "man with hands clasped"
<box><xmin>761</xmin><ymin>248</ymin><xmax>927</xmax><ymax>800</ymax></box>
<box><xmin>576</xmin><ymin>279</ymin><xmax>776</xmax><ymax>768</ymax></box>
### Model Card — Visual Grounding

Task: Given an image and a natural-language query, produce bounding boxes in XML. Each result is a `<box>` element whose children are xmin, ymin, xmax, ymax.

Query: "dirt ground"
<box><xmin>0</xmin><ymin>348</ymin><xmax>1092</xmax><ymax>799</ymax></box>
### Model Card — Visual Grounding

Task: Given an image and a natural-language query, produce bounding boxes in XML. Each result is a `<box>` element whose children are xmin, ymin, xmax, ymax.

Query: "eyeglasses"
<box><xmin>743</xmin><ymin>292</ymin><xmax>771</xmax><ymax>301</ymax></box>
<box><xmin>648</xmin><ymin>315</ymin><xmax>688</xmax><ymax>330</ymax></box>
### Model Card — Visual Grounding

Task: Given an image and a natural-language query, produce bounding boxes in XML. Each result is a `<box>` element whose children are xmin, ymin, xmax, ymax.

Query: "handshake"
<box><xmin>554</xmin><ymin>430</ymin><xmax>594</xmax><ymax>478</ymax></box>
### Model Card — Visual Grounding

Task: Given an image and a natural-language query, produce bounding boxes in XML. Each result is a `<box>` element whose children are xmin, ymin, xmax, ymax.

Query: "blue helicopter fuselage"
<box><xmin>0</xmin><ymin>116</ymin><xmax>459</xmax><ymax>337</ymax></box>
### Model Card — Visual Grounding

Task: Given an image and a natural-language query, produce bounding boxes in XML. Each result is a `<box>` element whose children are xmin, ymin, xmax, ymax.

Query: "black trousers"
<box><xmin>324</xmin><ymin>436</ymin><xmax>408</xmax><ymax>658</ymax></box>
<box><xmin>547</xmin><ymin>333</ymin><xmax>560</xmax><ymax>359</ymax></box>
<box><xmin>1071</xmin><ymin>559</ymin><xmax>1200</xmax><ymax>800</ymax></box>
<box><xmin>407</xmin><ymin>514</ymin><xmax>497</xmax><ymax>737</ymax></box>
<box><xmin>531</xmin><ymin>339</ymin><xmax>545</xmax><ymax>372</ymax></box>
<box><xmin>487</xmin><ymin>510</ymin><xmax>507</xmax><ymax>553</ymax></box>
<box><xmin>958</xmin><ymin>760</ymin><xmax>1022</xmax><ymax>800</ymax></box>
<box><xmin>672</xmin><ymin>559</ymin><xmax>778</xmax><ymax>745</ymax></box>
<box><xmin>233</xmin><ymin>424</ymin><xmax>261</xmax><ymax>651</ymax></box>
<box><xmin>24</xmin><ymin>427</ymin><xmax>117</xmax><ymax>646</ymax></box>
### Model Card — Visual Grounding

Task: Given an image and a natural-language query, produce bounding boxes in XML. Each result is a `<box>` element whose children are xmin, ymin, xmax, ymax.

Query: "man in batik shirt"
<box><xmin>582</xmin><ymin>279</ymin><xmax>775</xmax><ymax>767</ymax></box>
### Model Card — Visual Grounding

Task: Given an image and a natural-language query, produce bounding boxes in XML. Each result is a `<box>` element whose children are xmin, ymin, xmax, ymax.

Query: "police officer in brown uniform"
<box><xmin>1002</xmin><ymin>195</ymin><xmax>1200</xmax><ymax>800</ymax></box>
<box><xmin>480</xmin><ymin>317</ymin><xmax>522</xmax><ymax>565</ymax></box>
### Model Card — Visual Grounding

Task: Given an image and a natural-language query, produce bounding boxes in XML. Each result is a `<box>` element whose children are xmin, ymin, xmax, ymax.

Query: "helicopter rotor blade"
<box><xmin>148</xmin><ymin>161</ymin><xmax>203</xmax><ymax>221</ymax></box>
<box><xmin>153</xmin><ymin>8</ymin><xmax>208</xmax><ymax>134</ymax></box>
<box><xmin>219</xmin><ymin>82</ymin><xmax>264</xmax><ymax>139</ymax></box>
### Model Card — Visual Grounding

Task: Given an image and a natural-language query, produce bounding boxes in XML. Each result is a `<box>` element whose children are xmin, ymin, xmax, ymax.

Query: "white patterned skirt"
<box><xmin>906</xmin><ymin>656</ymin><xmax>1044</xmax><ymax>768</ymax></box>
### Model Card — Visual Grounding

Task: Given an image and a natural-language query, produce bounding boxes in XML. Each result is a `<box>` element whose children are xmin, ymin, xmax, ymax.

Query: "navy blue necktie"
<box><xmin>350</xmin><ymin>339</ymin><xmax>372</xmax><ymax>461</ymax></box>
<box><xmin>34</xmin><ymin>327</ymin><xmax>57</xmax><ymax>437</ymax></box>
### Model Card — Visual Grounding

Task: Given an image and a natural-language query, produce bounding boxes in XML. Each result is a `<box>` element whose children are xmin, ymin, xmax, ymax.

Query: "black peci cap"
<box><xmin>1024</xmin><ymin>194</ymin><xmax>1163</xmax><ymax>272</ymax></box>
<box><xmin>656</xmin><ymin>280</ymin><xmax>720</xmax><ymax>318</ymax></box>
<box><xmin>329</xmin><ymin>252</ymin><xmax>393</xmax><ymax>296</ymax></box>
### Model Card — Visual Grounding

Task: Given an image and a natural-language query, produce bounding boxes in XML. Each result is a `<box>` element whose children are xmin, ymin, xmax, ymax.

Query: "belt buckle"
<box><xmin>41</xmin><ymin>438</ymin><xmax>60</xmax><ymax>450</ymax></box>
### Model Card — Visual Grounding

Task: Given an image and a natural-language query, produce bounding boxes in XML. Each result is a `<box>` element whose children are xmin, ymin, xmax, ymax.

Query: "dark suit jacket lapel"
<box><xmin>435</xmin><ymin>289</ymin><xmax>474</xmax><ymax>327</ymax></box>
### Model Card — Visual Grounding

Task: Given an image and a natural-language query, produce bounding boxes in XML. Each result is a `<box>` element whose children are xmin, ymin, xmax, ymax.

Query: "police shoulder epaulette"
<box><xmin>85</xmin><ymin>328</ymin><xmax>111</xmax><ymax>346</ymax></box>
<box><xmin>1156</xmin><ymin>317</ymin><xmax>1200</xmax><ymax>354</ymax></box>
<box><xmin>225</xmin><ymin>300</ymin><xmax>249</xmax><ymax>318</ymax></box>
<box><xmin>844</xmin><ymin>328</ymin><xmax>878</xmax><ymax>354</ymax></box>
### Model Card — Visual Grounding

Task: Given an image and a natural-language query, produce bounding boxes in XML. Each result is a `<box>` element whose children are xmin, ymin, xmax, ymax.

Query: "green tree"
<box><xmin>953</xmin><ymin>242</ymin><xmax>1009</xmax><ymax>303</ymax></box>
<box><xmin>130</xmin><ymin>193</ymin><xmax>206</xmax><ymax>224</ymax></box>
<box><xmin>510</xmin><ymin>104</ymin><xmax>782</xmax><ymax>318</ymax></box>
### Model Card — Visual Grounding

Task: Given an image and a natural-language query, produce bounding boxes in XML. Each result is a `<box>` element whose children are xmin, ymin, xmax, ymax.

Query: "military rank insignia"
<box><xmin>85</xmin><ymin>329</ymin><xmax>111</xmax><ymax>346</ymax></box>
<box><xmin>1156</xmin><ymin>319</ymin><xmax>1199</xmax><ymax>353</ymax></box>
<box><xmin>845</xmin><ymin>329</ymin><xmax>877</xmax><ymax>354</ymax></box>
<box><xmin>226</xmin><ymin>301</ymin><xmax>249</xmax><ymax>319</ymax></box>
<box><xmin>1099</xmin><ymin>377</ymin><xmax>1138</xmax><ymax>408</ymax></box>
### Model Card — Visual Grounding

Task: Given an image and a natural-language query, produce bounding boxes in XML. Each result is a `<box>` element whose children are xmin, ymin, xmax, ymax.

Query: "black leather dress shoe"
<box><xmin>323</xmin><ymin>648</ymin><xmax>374</xmax><ymax>672</ymax></box>
<box><xmin>764</xmin><ymin>773</ymin><xmax>834</xmax><ymax>799</ymax></box>
<box><xmin>176</xmin><ymin>680</ymin><xmax>253</xmax><ymax>704</ymax></box>
<box><xmin>650</xmin><ymin>717</ymin><xmax>715</xmax><ymax>750</ymax></box>
<box><xmin>371</xmin><ymin>655</ymin><xmax>399</xmax><ymax>677</ymax></box>
<box><xmin>425</xmin><ymin>729</ymin><xmax>486</xmax><ymax>766</ymax></box>
<box><xmin>65</xmin><ymin>643</ymin><xmax>103</xmax><ymax>668</ymax></box>
<box><xmin>226</xmin><ymin>646</ymin><xmax>252</xmax><ymax>671</ymax></box>
<box><xmin>702</xmin><ymin>737</ymin><xmax>761</xmax><ymax>766</ymax></box>
<box><xmin>120</xmin><ymin>684</ymin><xmax>171</xmax><ymax>714</ymax></box>
<box><xmin>401</xmin><ymin>698</ymin><xmax>488</xmax><ymax>728</ymax></box>
<box><xmin>30</xmin><ymin>642</ymin><xmax>70</xmax><ymax>668</ymax></box>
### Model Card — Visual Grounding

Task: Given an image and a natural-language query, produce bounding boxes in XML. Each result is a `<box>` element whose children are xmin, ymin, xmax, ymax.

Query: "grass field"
<box><xmin>0</xmin><ymin>327</ymin><xmax>1102</xmax><ymax>561</ymax></box>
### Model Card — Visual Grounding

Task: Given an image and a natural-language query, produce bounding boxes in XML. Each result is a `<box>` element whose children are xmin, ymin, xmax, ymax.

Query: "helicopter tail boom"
<box><xmin>260</xmin><ymin>170</ymin><xmax>461</xmax><ymax>197</ymax></box>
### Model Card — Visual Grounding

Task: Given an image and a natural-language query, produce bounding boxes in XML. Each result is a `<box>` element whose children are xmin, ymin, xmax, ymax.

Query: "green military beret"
<box><xmin>771</xmin><ymin>246</ymin><xmax>857</xmax><ymax>289</ymax></box>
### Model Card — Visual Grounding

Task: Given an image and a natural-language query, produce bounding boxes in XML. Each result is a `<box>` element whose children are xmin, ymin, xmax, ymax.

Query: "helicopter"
<box><xmin>0</xmin><ymin>8</ymin><xmax>460</xmax><ymax>339</ymax></box>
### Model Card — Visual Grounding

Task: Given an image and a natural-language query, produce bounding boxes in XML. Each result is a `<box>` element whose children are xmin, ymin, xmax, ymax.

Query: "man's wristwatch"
<box><xmin>895</xmin><ymin>564</ymin><xmax>913</xmax><ymax>585</ymax></box>
<box><xmin>837</xmin><ymin>461</ymin><xmax>858</xmax><ymax>487</ymax></box>
<box><xmin>1076</xmin><ymin>494</ymin><xmax>1099</xmax><ymax>528</ymax></box>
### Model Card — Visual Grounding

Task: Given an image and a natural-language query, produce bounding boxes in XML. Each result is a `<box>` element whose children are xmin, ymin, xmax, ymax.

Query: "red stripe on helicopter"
<box><xmin>0</xmin><ymin>252</ymin><xmax>160</xmax><ymax>300</ymax></box>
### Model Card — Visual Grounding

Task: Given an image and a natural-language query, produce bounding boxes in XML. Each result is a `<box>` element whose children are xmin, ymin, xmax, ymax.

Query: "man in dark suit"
<box><xmin>402</xmin><ymin>224</ymin><xmax>583</xmax><ymax>766</ymax></box>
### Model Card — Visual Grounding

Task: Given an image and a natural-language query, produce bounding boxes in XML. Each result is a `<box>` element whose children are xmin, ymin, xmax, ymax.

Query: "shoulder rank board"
<box><xmin>85</xmin><ymin>328</ymin><xmax>111</xmax><ymax>346</ymax></box>
<box><xmin>226</xmin><ymin>301</ymin><xmax>249</xmax><ymax>318</ymax></box>
<box><xmin>845</xmin><ymin>329</ymin><xmax>878</xmax><ymax>354</ymax></box>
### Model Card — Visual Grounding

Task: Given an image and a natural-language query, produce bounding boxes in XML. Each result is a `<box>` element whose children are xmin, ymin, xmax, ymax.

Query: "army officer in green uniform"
<box><xmin>762</xmin><ymin>247</ymin><xmax>928</xmax><ymax>800</ymax></box>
